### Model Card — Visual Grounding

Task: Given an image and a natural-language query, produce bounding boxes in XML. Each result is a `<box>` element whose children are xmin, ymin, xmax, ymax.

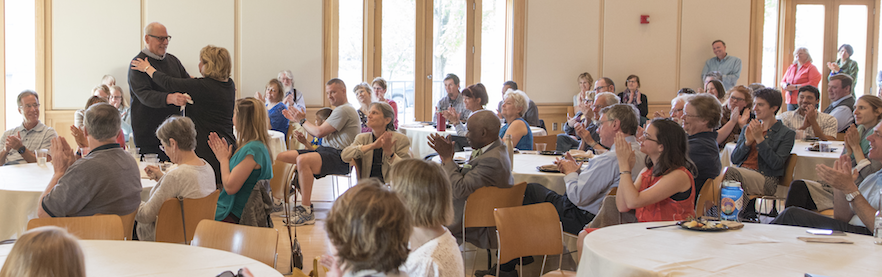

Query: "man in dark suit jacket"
<box><xmin>429</xmin><ymin>110</ymin><xmax>513</xmax><ymax>250</ymax></box>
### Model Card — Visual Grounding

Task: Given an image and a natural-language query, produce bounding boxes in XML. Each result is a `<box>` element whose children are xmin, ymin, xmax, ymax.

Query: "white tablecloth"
<box><xmin>437</xmin><ymin>152</ymin><xmax>566</xmax><ymax>194</ymax></box>
<box><xmin>401</xmin><ymin>125</ymin><xmax>548</xmax><ymax>158</ymax></box>
<box><xmin>578</xmin><ymin>222</ymin><xmax>882</xmax><ymax>276</ymax></box>
<box><xmin>720</xmin><ymin>141</ymin><xmax>842</xmax><ymax>181</ymax></box>
<box><xmin>0</xmin><ymin>163</ymin><xmax>157</xmax><ymax>240</ymax></box>
<box><xmin>0</xmin><ymin>240</ymin><xmax>282</xmax><ymax>277</ymax></box>
<box><xmin>267</xmin><ymin>130</ymin><xmax>286</xmax><ymax>160</ymax></box>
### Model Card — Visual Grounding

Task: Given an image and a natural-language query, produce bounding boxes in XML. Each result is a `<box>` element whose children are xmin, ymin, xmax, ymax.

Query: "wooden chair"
<box><xmin>779</xmin><ymin>154</ymin><xmax>798</xmax><ymax>187</ymax></box>
<box><xmin>352</xmin><ymin>158</ymin><xmax>363</xmax><ymax>180</ymax></box>
<box><xmin>695</xmin><ymin>167</ymin><xmax>728</xmax><ymax>216</ymax></box>
<box><xmin>154</xmin><ymin>190</ymin><xmax>221</xmax><ymax>244</ymax></box>
<box><xmin>532</xmin><ymin>135</ymin><xmax>557</xmax><ymax>151</ymax></box>
<box><xmin>27</xmin><ymin>214</ymin><xmax>124</xmax><ymax>240</ymax></box>
<box><xmin>270</xmin><ymin>161</ymin><xmax>294</xmax><ymax>202</ymax></box>
<box><xmin>191</xmin><ymin>219</ymin><xmax>279</xmax><ymax>268</ymax></box>
<box><xmin>495</xmin><ymin>203</ymin><xmax>575</xmax><ymax>277</ymax></box>
<box><xmin>95</xmin><ymin>207</ymin><xmax>139</xmax><ymax>240</ymax></box>
<box><xmin>461</xmin><ymin>182</ymin><xmax>528</xmax><ymax>273</ymax></box>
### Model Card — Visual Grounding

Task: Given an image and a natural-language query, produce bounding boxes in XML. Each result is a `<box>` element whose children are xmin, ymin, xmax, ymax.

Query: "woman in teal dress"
<box><xmin>499</xmin><ymin>89</ymin><xmax>533</xmax><ymax>150</ymax></box>
<box><xmin>208</xmin><ymin>97</ymin><xmax>273</xmax><ymax>223</ymax></box>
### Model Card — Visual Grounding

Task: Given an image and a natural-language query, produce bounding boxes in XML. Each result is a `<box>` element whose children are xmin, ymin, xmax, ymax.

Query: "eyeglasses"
<box><xmin>729</xmin><ymin>96</ymin><xmax>745</xmax><ymax>103</ymax></box>
<box><xmin>669</xmin><ymin>108</ymin><xmax>683</xmax><ymax>115</ymax></box>
<box><xmin>110</xmin><ymin>96</ymin><xmax>124</xmax><ymax>100</ymax></box>
<box><xmin>20</xmin><ymin>103</ymin><xmax>40</xmax><ymax>109</ymax></box>
<box><xmin>148</xmin><ymin>34</ymin><xmax>172</xmax><ymax>42</ymax></box>
<box><xmin>641</xmin><ymin>132</ymin><xmax>659</xmax><ymax>143</ymax></box>
<box><xmin>681</xmin><ymin>112</ymin><xmax>700</xmax><ymax>118</ymax></box>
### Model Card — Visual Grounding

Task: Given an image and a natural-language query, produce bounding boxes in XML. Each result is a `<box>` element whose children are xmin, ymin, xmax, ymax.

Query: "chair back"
<box><xmin>352</xmin><ymin>158</ymin><xmax>363</xmax><ymax>180</ymax></box>
<box><xmin>27</xmin><ymin>214</ymin><xmax>124</xmax><ymax>240</ymax></box>
<box><xmin>191</xmin><ymin>219</ymin><xmax>279</xmax><ymax>267</ymax></box>
<box><xmin>95</xmin><ymin>207</ymin><xmax>139</xmax><ymax>240</ymax></box>
<box><xmin>532</xmin><ymin>135</ymin><xmax>557</xmax><ymax>151</ymax></box>
<box><xmin>155</xmin><ymin>190</ymin><xmax>221</xmax><ymax>243</ymax></box>
<box><xmin>270</xmin><ymin>161</ymin><xmax>294</xmax><ymax>200</ymax></box>
<box><xmin>780</xmin><ymin>154</ymin><xmax>798</xmax><ymax>187</ymax></box>
<box><xmin>695</xmin><ymin>167</ymin><xmax>728</xmax><ymax>216</ymax></box>
<box><xmin>463</xmin><ymin>182</ymin><xmax>527</xmax><ymax>228</ymax></box>
<box><xmin>494</xmin><ymin>202</ymin><xmax>563</xmax><ymax>263</ymax></box>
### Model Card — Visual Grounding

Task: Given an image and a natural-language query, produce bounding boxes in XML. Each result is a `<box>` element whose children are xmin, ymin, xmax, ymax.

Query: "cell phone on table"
<box><xmin>805</xmin><ymin>229</ymin><xmax>845</xmax><ymax>236</ymax></box>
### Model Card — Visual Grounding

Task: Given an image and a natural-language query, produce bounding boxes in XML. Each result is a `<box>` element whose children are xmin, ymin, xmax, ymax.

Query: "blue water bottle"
<box><xmin>720</xmin><ymin>180</ymin><xmax>744</xmax><ymax>222</ymax></box>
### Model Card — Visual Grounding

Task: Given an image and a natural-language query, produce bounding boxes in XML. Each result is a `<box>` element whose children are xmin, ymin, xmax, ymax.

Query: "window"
<box><xmin>760</xmin><ymin>0</ymin><xmax>778</xmax><ymax>87</ymax></box>
<box><xmin>329</xmin><ymin>0</ymin><xmax>514</xmax><ymax>124</ymax></box>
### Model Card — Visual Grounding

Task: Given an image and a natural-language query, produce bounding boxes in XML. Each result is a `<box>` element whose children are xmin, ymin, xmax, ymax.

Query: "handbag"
<box><xmin>286</xmin><ymin>171</ymin><xmax>304</xmax><ymax>270</ymax></box>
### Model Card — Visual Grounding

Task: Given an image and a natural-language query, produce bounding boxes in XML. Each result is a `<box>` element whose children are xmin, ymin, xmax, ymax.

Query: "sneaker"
<box><xmin>288</xmin><ymin>205</ymin><xmax>315</xmax><ymax>226</ymax></box>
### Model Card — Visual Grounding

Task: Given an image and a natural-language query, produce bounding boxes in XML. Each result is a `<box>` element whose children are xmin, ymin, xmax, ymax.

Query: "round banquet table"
<box><xmin>0</xmin><ymin>240</ymin><xmax>283</xmax><ymax>277</ymax></box>
<box><xmin>0</xmin><ymin>163</ymin><xmax>157</xmax><ymax>240</ymax></box>
<box><xmin>578</xmin><ymin>221</ymin><xmax>882</xmax><ymax>276</ymax></box>
<box><xmin>401</xmin><ymin>125</ymin><xmax>547</xmax><ymax>159</ymax></box>
<box><xmin>267</xmin><ymin>130</ymin><xmax>287</xmax><ymax>160</ymax></box>
<box><xmin>720</xmin><ymin>141</ymin><xmax>842</xmax><ymax>182</ymax></box>
<box><xmin>436</xmin><ymin>151</ymin><xmax>566</xmax><ymax>194</ymax></box>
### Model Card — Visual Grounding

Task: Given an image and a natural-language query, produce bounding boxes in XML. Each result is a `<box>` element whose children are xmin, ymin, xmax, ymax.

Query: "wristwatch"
<box><xmin>17</xmin><ymin>146</ymin><xmax>26</xmax><ymax>154</ymax></box>
<box><xmin>845</xmin><ymin>190</ymin><xmax>861</xmax><ymax>202</ymax></box>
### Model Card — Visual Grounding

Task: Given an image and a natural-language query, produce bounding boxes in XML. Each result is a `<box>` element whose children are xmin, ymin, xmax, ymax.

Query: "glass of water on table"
<box><xmin>35</xmin><ymin>149</ymin><xmax>49</xmax><ymax>166</ymax></box>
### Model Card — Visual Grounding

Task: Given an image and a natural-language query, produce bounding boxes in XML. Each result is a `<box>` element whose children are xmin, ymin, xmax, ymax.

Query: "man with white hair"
<box><xmin>279</xmin><ymin>70</ymin><xmax>305</xmax><ymax>110</ymax></box>
<box><xmin>128</xmin><ymin>22</ymin><xmax>190</xmax><ymax>161</ymax></box>
<box><xmin>1</xmin><ymin>90</ymin><xmax>58</xmax><ymax>166</ymax></box>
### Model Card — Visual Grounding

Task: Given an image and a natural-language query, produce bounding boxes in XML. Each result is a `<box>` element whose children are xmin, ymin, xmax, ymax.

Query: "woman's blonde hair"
<box><xmin>92</xmin><ymin>84</ymin><xmax>110</xmax><ymax>98</ymax></box>
<box><xmin>326</xmin><ymin>179</ymin><xmax>411</xmax><ymax>275</ymax></box>
<box><xmin>200</xmin><ymin>45</ymin><xmax>231</xmax><ymax>81</ymax></box>
<box><xmin>793</xmin><ymin>47</ymin><xmax>813</xmax><ymax>64</ymax></box>
<box><xmin>234</xmin><ymin>97</ymin><xmax>272</xmax><ymax>157</ymax></box>
<box><xmin>110</xmin><ymin>85</ymin><xmax>128</xmax><ymax>108</ymax></box>
<box><xmin>389</xmin><ymin>159</ymin><xmax>453</xmax><ymax>227</ymax></box>
<box><xmin>503</xmin><ymin>89</ymin><xmax>530</xmax><ymax>117</ymax></box>
<box><xmin>0</xmin><ymin>226</ymin><xmax>85</xmax><ymax>277</ymax></box>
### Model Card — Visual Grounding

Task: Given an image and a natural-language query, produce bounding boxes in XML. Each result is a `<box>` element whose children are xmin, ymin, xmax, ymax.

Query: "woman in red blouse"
<box><xmin>780</xmin><ymin>47</ymin><xmax>821</xmax><ymax>111</ymax></box>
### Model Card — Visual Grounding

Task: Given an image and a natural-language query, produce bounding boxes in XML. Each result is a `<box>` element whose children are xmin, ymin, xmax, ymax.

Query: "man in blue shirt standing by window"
<box><xmin>701</xmin><ymin>40</ymin><xmax>742</xmax><ymax>90</ymax></box>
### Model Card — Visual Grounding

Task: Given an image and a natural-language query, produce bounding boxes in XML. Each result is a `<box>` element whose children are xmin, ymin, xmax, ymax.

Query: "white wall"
<box><xmin>50</xmin><ymin>0</ymin><xmax>324</xmax><ymax>109</ymax></box>
<box><xmin>239</xmin><ymin>0</ymin><xmax>324</xmax><ymax>106</ymax></box>
<box><xmin>52</xmin><ymin>0</ymin><xmax>140</xmax><ymax>109</ymax></box>
<box><xmin>525</xmin><ymin>0</ymin><xmax>601</xmax><ymax>104</ymax></box>
<box><xmin>524</xmin><ymin>0</ymin><xmax>752</xmax><ymax>105</ymax></box>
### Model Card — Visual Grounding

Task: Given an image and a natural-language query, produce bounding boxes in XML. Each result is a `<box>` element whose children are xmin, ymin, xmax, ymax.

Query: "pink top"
<box><xmin>781</xmin><ymin>62</ymin><xmax>821</xmax><ymax>105</ymax></box>
<box><xmin>635</xmin><ymin>167</ymin><xmax>695</xmax><ymax>222</ymax></box>
<box><xmin>387</xmin><ymin>99</ymin><xmax>399</xmax><ymax>130</ymax></box>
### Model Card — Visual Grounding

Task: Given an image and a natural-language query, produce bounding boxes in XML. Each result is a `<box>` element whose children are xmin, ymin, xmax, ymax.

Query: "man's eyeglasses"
<box><xmin>20</xmin><ymin>103</ymin><xmax>40</xmax><ymax>109</ymax></box>
<box><xmin>148</xmin><ymin>34</ymin><xmax>172</xmax><ymax>42</ymax></box>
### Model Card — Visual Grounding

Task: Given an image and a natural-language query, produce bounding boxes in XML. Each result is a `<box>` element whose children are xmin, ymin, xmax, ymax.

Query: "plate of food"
<box><xmin>677</xmin><ymin>219</ymin><xmax>729</xmax><ymax>232</ymax></box>
<box><xmin>453</xmin><ymin>157</ymin><xmax>467</xmax><ymax>165</ymax></box>
<box><xmin>537</xmin><ymin>164</ymin><xmax>561</xmax><ymax>173</ymax></box>
<box><xmin>539</xmin><ymin>151</ymin><xmax>565</xmax><ymax>156</ymax></box>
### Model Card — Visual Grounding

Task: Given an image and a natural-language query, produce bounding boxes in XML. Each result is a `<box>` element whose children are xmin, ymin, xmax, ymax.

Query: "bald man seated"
<box><xmin>429</xmin><ymin>110</ymin><xmax>513</xmax><ymax>250</ymax></box>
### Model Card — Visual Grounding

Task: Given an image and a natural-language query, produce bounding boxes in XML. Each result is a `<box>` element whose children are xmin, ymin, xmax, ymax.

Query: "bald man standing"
<box><xmin>429</xmin><ymin>110</ymin><xmax>513</xmax><ymax>250</ymax></box>
<box><xmin>128</xmin><ymin>22</ymin><xmax>191</xmax><ymax>161</ymax></box>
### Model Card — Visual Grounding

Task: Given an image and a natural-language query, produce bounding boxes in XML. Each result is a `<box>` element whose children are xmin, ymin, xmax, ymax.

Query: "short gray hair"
<box><xmin>504</xmin><ymin>89</ymin><xmax>530</xmax><ymax>117</ymax></box>
<box><xmin>155</xmin><ymin>116</ymin><xmax>197</xmax><ymax>151</ymax></box>
<box><xmin>17</xmin><ymin>90</ymin><xmax>38</xmax><ymax>106</ymax></box>
<box><xmin>671</xmin><ymin>94</ymin><xmax>691</xmax><ymax>106</ymax></box>
<box><xmin>84</xmin><ymin>103</ymin><xmax>120</xmax><ymax>141</ymax></box>
<box><xmin>594</xmin><ymin>92</ymin><xmax>620</xmax><ymax>108</ymax></box>
<box><xmin>278</xmin><ymin>70</ymin><xmax>294</xmax><ymax>81</ymax></box>
<box><xmin>370</xmin><ymin>101</ymin><xmax>397</xmax><ymax>131</ymax></box>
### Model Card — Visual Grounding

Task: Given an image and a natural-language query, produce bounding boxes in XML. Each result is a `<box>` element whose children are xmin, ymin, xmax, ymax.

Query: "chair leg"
<box><xmin>487</xmin><ymin>250</ymin><xmax>492</xmax><ymax>270</ymax></box>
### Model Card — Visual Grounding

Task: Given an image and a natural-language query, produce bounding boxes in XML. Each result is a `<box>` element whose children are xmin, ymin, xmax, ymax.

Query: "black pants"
<box><xmin>771</xmin><ymin>207</ymin><xmax>872</xmax><ymax>235</ymax></box>
<box><xmin>784</xmin><ymin>180</ymin><xmax>818</xmax><ymax>211</ymax></box>
<box><xmin>522</xmin><ymin>183</ymin><xmax>595</xmax><ymax>235</ymax></box>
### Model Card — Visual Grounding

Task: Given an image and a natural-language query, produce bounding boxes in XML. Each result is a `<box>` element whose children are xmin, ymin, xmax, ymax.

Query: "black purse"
<box><xmin>286</xmin><ymin>173</ymin><xmax>304</xmax><ymax>270</ymax></box>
